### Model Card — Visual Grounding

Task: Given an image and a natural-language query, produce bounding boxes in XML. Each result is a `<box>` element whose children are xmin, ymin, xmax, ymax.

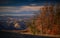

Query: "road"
<box><xmin>0</xmin><ymin>31</ymin><xmax>59</xmax><ymax>38</ymax></box>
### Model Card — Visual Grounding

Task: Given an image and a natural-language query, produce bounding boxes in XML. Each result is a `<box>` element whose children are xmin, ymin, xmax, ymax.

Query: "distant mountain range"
<box><xmin>0</xmin><ymin>16</ymin><xmax>32</xmax><ymax>20</ymax></box>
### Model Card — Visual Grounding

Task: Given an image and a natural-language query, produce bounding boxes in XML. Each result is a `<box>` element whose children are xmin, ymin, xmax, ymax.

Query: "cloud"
<box><xmin>0</xmin><ymin>6</ymin><xmax>44</xmax><ymax>16</ymax></box>
<box><xmin>0</xmin><ymin>14</ymin><xmax>35</xmax><ymax>16</ymax></box>
<box><xmin>0</xmin><ymin>6</ymin><xmax>44</xmax><ymax>13</ymax></box>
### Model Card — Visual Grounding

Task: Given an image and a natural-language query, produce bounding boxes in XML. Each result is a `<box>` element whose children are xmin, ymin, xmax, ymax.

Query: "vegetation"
<box><xmin>26</xmin><ymin>3</ymin><xmax>60</xmax><ymax>35</ymax></box>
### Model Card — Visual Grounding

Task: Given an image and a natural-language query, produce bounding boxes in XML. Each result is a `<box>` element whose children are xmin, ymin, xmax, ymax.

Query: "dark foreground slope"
<box><xmin>0</xmin><ymin>31</ymin><xmax>57</xmax><ymax>38</ymax></box>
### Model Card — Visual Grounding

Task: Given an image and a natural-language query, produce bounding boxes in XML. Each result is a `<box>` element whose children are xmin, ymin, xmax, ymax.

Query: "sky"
<box><xmin>0</xmin><ymin>0</ymin><xmax>59</xmax><ymax>6</ymax></box>
<box><xmin>0</xmin><ymin>0</ymin><xmax>59</xmax><ymax>18</ymax></box>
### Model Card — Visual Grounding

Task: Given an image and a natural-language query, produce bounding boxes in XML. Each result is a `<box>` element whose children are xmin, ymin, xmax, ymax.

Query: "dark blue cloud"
<box><xmin>0</xmin><ymin>0</ymin><xmax>59</xmax><ymax>6</ymax></box>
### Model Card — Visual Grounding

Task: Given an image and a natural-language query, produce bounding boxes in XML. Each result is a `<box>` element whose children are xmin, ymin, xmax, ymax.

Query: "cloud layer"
<box><xmin>0</xmin><ymin>6</ymin><xmax>44</xmax><ymax>16</ymax></box>
<box><xmin>0</xmin><ymin>14</ymin><xmax>35</xmax><ymax>16</ymax></box>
